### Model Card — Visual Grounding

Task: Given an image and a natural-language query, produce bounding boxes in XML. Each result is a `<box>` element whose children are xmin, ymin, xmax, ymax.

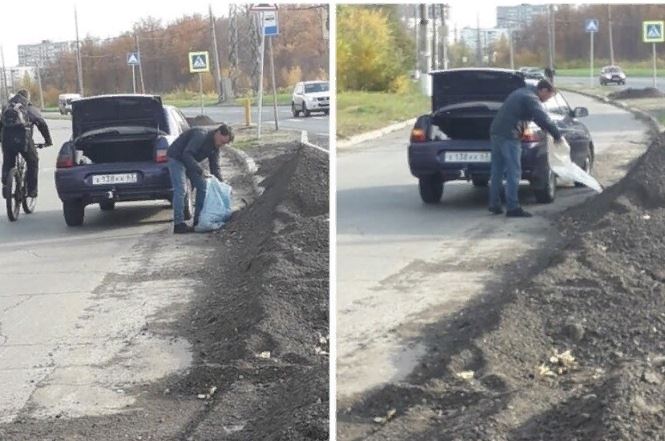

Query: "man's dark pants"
<box><xmin>2</xmin><ymin>142</ymin><xmax>39</xmax><ymax>194</ymax></box>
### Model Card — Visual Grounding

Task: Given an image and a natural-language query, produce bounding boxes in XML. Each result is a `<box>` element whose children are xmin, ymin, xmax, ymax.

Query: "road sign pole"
<box><xmin>589</xmin><ymin>32</ymin><xmax>594</xmax><ymax>88</ymax></box>
<box><xmin>132</xmin><ymin>65</ymin><xmax>136</xmax><ymax>93</ymax></box>
<box><xmin>654</xmin><ymin>42</ymin><xmax>658</xmax><ymax>88</ymax></box>
<box><xmin>269</xmin><ymin>37</ymin><xmax>279</xmax><ymax>131</ymax></box>
<box><xmin>199</xmin><ymin>73</ymin><xmax>204</xmax><ymax>115</ymax></box>
<box><xmin>257</xmin><ymin>12</ymin><xmax>266</xmax><ymax>139</ymax></box>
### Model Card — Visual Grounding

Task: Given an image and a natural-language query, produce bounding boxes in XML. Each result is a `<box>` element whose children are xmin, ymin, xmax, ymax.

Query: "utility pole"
<box><xmin>552</xmin><ymin>6</ymin><xmax>556</xmax><ymax>69</ymax></box>
<box><xmin>414</xmin><ymin>4</ymin><xmax>419</xmax><ymax>76</ymax></box>
<box><xmin>418</xmin><ymin>4</ymin><xmax>430</xmax><ymax>95</ymax></box>
<box><xmin>74</xmin><ymin>6</ymin><xmax>84</xmax><ymax>96</ymax></box>
<box><xmin>476</xmin><ymin>13</ymin><xmax>482</xmax><ymax>65</ymax></box>
<box><xmin>0</xmin><ymin>46</ymin><xmax>8</xmax><ymax>103</ymax></box>
<box><xmin>441</xmin><ymin>4</ymin><xmax>448</xmax><ymax>70</ymax></box>
<box><xmin>509</xmin><ymin>29</ymin><xmax>514</xmax><ymax>69</ymax></box>
<box><xmin>134</xmin><ymin>33</ymin><xmax>145</xmax><ymax>93</ymax></box>
<box><xmin>431</xmin><ymin>4</ymin><xmax>437</xmax><ymax>71</ymax></box>
<box><xmin>36</xmin><ymin>46</ymin><xmax>44</xmax><ymax>109</ymax></box>
<box><xmin>547</xmin><ymin>4</ymin><xmax>554</xmax><ymax>70</ymax></box>
<box><xmin>209</xmin><ymin>4</ymin><xmax>223</xmax><ymax>103</ymax></box>
<box><xmin>608</xmin><ymin>4</ymin><xmax>615</xmax><ymax>65</ymax></box>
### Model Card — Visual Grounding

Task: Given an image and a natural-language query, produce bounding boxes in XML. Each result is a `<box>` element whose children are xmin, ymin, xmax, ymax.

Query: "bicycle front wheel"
<box><xmin>21</xmin><ymin>172</ymin><xmax>36</xmax><ymax>214</ymax></box>
<box><xmin>6</xmin><ymin>168</ymin><xmax>21</xmax><ymax>222</ymax></box>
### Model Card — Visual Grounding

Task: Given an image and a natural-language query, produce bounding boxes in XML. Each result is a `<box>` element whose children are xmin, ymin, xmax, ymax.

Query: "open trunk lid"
<box><xmin>72</xmin><ymin>95</ymin><xmax>167</xmax><ymax>140</ymax></box>
<box><xmin>430</xmin><ymin>69</ymin><xmax>526</xmax><ymax>112</ymax></box>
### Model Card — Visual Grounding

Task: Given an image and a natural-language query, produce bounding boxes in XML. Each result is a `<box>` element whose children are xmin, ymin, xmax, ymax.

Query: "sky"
<box><xmin>0</xmin><ymin>0</ymin><xmax>231</xmax><ymax>66</ymax></box>
<box><xmin>0</xmin><ymin>0</ymin><xmax>643</xmax><ymax>66</ymax></box>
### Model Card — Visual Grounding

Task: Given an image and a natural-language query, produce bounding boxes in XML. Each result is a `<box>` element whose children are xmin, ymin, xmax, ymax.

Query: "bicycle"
<box><xmin>5</xmin><ymin>143</ymin><xmax>46</xmax><ymax>221</ymax></box>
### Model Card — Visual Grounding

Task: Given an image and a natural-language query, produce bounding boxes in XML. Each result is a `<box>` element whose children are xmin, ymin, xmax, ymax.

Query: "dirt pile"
<box><xmin>187</xmin><ymin>115</ymin><xmax>218</xmax><ymax>126</ymax></box>
<box><xmin>339</xmin><ymin>136</ymin><xmax>665</xmax><ymax>440</ymax></box>
<box><xmin>176</xmin><ymin>143</ymin><xmax>329</xmax><ymax>440</ymax></box>
<box><xmin>608</xmin><ymin>87</ymin><xmax>665</xmax><ymax>100</ymax></box>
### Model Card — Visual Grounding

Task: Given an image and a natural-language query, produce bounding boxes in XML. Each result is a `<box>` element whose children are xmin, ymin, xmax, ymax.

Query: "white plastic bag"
<box><xmin>547</xmin><ymin>135</ymin><xmax>603</xmax><ymax>193</ymax></box>
<box><xmin>195</xmin><ymin>177</ymin><xmax>233</xmax><ymax>232</ymax></box>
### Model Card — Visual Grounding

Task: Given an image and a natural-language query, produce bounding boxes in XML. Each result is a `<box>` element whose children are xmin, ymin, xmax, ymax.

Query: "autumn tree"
<box><xmin>337</xmin><ymin>5</ymin><xmax>413</xmax><ymax>91</ymax></box>
<box><xmin>40</xmin><ymin>6</ymin><xmax>328</xmax><ymax>97</ymax></box>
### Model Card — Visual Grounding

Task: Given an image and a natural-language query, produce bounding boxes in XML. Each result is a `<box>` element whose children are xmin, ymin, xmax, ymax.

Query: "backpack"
<box><xmin>1</xmin><ymin>101</ymin><xmax>29</xmax><ymax>128</ymax></box>
<box><xmin>1</xmin><ymin>102</ymin><xmax>30</xmax><ymax>152</ymax></box>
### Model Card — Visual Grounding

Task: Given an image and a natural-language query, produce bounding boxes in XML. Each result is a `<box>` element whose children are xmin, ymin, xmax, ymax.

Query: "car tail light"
<box><xmin>411</xmin><ymin>128</ymin><xmax>427</xmax><ymax>143</ymax></box>
<box><xmin>154</xmin><ymin>136</ymin><xmax>169</xmax><ymax>163</ymax></box>
<box><xmin>155</xmin><ymin>149</ymin><xmax>168</xmax><ymax>163</ymax></box>
<box><xmin>521</xmin><ymin>128</ymin><xmax>541</xmax><ymax>143</ymax></box>
<box><xmin>56</xmin><ymin>156</ymin><xmax>74</xmax><ymax>168</ymax></box>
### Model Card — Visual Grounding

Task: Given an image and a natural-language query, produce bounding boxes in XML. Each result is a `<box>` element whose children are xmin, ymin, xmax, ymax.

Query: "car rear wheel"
<box><xmin>63</xmin><ymin>200</ymin><xmax>85</xmax><ymax>226</ymax></box>
<box><xmin>99</xmin><ymin>200</ymin><xmax>115</xmax><ymax>211</ymax></box>
<box><xmin>419</xmin><ymin>175</ymin><xmax>443</xmax><ymax>204</ymax></box>
<box><xmin>533</xmin><ymin>168</ymin><xmax>556</xmax><ymax>203</ymax></box>
<box><xmin>303</xmin><ymin>103</ymin><xmax>311</xmax><ymax>117</ymax></box>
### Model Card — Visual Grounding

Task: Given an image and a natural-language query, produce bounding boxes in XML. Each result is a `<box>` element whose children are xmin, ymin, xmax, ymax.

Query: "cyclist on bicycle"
<box><xmin>0</xmin><ymin>89</ymin><xmax>52</xmax><ymax>199</ymax></box>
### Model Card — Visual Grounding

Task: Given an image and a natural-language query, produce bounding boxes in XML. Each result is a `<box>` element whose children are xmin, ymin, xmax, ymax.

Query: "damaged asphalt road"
<box><xmin>0</xmin><ymin>122</ymin><xmax>329</xmax><ymax>440</ymax></box>
<box><xmin>337</xmin><ymin>91</ymin><xmax>655</xmax><ymax>440</ymax></box>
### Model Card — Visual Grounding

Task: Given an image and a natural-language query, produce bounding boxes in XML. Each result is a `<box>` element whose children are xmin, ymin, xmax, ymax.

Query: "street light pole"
<box><xmin>509</xmin><ymin>29</ymin><xmax>514</xmax><ymax>70</ymax></box>
<box><xmin>0</xmin><ymin>46</ymin><xmax>8</xmax><ymax>103</ymax></box>
<box><xmin>74</xmin><ymin>6</ymin><xmax>84</xmax><ymax>95</ymax></box>
<box><xmin>608</xmin><ymin>5</ymin><xmax>615</xmax><ymax>65</ymax></box>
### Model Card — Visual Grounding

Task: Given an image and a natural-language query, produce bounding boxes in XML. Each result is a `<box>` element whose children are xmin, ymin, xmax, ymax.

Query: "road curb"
<box><xmin>337</xmin><ymin>118</ymin><xmax>417</xmax><ymax>149</ymax></box>
<box><xmin>225</xmin><ymin>146</ymin><xmax>262</xmax><ymax>197</ymax></box>
<box><xmin>559</xmin><ymin>87</ymin><xmax>665</xmax><ymax>135</ymax></box>
<box><xmin>299</xmin><ymin>131</ymin><xmax>329</xmax><ymax>154</ymax></box>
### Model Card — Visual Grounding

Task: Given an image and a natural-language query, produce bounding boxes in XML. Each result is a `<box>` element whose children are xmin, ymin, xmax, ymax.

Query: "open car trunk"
<box><xmin>429</xmin><ymin>69</ymin><xmax>526</xmax><ymax>140</ymax></box>
<box><xmin>432</xmin><ymin>102</ymin><xmax>501</xmax><ymax>140</ymax></box>
<box><xmin>75</xmin><ymin>135</ymin><xmax>156</xmax><ymax>164</ymax></box>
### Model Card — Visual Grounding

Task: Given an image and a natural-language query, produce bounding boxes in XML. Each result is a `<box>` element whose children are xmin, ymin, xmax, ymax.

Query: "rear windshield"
<box><xmin>73</xmin><ymin>97</ymin><xmax>167</xmax><ymax>138</ymax></box>
<box><xmin>305</xmin><ymin>83</ymin><xmax>329</xmax><ymax>93</ymax></box>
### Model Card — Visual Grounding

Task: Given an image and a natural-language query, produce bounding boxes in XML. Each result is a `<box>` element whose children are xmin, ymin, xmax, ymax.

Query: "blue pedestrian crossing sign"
<box><xmin>188</xmin><ymin>51</ymin><xmax>210</xmax><ymax>73</ymax></box>
<box><xmin>585</xmin><ymin>19</ymin><xmax>599</xmax><ymax>33</ymax></box>
<box><xmin>127</xmin><ymin>52</ymin><xmax>140</xmax><ymax>65</ymax></box>
<box><xmin>643</xmin><ymin>21</ymin><xmax>665</xmax><ymax>43</ymax></box>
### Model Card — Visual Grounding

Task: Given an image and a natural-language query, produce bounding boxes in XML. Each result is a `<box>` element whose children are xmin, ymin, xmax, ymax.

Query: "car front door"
<box><xmin>555</xmin><ymin>93</ymin><xmax>591</xmax><ymax>166</ymax></box>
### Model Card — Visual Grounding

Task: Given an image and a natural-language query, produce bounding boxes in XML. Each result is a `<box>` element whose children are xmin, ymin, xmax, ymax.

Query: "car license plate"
<box><xmin>92</xmin><ymin>173</ymin><xmax>138</xmax><ymax>185</ymax></box>
<box><xmin>443</xmin><ymin>152</ymin><xmax>491</xmax><ymax>163</ymax></box>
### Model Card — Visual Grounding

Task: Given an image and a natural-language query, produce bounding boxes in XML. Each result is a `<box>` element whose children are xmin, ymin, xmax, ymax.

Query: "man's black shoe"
<box><xmin>489</xmin><ymin>206</ymin><xmax>503</xmax><ymax>215</ymax></box>
<box><xmin>174</xmin><ymin>223</ymin><xmax>193</xmax><ymax>234</ymax></box>
<box><xmin>506</xmin><ymin>207</ymin><xmax>533</xmax><ymax>218</ymax></box>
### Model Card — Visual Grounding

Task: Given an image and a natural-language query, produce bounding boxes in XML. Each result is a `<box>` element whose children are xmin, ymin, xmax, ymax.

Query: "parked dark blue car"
<box><xmin>55</xmin><ymin>94</ymin><xmax>191</xmax><ymax>226</ymax></box>
<box><xmin>408</xmin><ymin>68</ymin><xmax>595</xmax><ymax>204</ymax></box>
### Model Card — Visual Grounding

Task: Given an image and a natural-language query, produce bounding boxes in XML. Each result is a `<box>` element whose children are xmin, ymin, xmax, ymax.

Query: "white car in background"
<box><xmin>58</xmin><ymin>93</ymin><xmax>82</xmax><ymax>115</ymax></box>
<box><xmin>291</xmin><ymin>81</ymin><xmax>329</xmax><ymax>117</ymax></box>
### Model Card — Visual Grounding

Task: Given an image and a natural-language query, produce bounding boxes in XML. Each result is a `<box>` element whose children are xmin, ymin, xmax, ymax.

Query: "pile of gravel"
<box><xmin>340</xmin><ymin>134</ymin><xmax>665</xmax><ymax>440</ymax></box>
<box><xmin>608</xmin><ymin>87</ymin><xmax>665</xmax><ymax>100</ymax></box>
<box><xmin>176</xmin><ymin>143</ymin><xmax>329</xmax><ymax>440</ymax></box>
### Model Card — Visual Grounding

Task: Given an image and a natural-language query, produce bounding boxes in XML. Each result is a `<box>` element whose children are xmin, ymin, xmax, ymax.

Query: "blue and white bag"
<box><xmin>195</xmin><ymin>177</ymin><xmax>233</xmax><ymax>232</ymax></box>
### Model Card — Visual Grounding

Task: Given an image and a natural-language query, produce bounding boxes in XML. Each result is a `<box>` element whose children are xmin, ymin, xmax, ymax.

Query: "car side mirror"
<box><xmin>572</xmin><ymin>107</ymin><xmax>589</xmax><ymax>118</ymax></box>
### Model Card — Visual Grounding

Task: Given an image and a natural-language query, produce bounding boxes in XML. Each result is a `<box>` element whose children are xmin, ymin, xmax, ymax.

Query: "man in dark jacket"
<box><xmin>489</xmin><ymin>79</ymin><xmax>562</xmax><ymax>218</ymax></box>
<box><xmin>166</xmin><ymin>123</ymin><xmax>233</xmax><ymax>233</ymax></box>
<box><xmin>0</xmin><ymin>89</ymin><xmax>53</xmax><ymax>198</ymax></box>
